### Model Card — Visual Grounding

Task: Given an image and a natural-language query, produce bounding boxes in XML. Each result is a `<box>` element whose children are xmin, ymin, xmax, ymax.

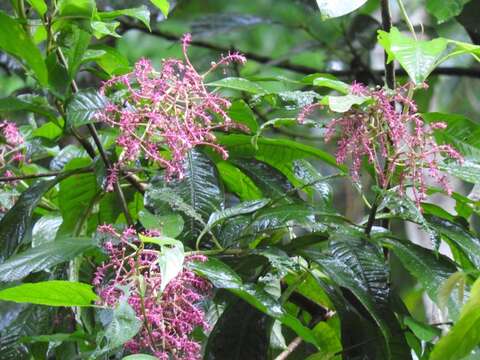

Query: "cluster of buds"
<box><xmin>97</xmin><ymin>33</ymin><xmax>247</xmax><ymax>186</ymax></box>
<box><xmin>93</xmin><ymin>225</ymin><xmax>211</xmax><ymax>359</ymax></box>
<box><xmin>0</xmin><ymin>120</ymin><xmax>23</xmax><ymax>177</ymax></box>
<box><xmin>302</xmin><ymin>82</ymin><xmax>463</xmax><ymax>208</ymax></box>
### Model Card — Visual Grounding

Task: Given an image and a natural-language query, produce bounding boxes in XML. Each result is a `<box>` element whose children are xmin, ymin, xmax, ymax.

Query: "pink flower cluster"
<box><xmin>304</xmin><ymin>82</ymin><xmax>462</xmax><ymax>207</ymax></box>
<box><xmin>93</xmin><ymin>225</ymin><xmax>211</xmax><ymax>360</ymax></box>
<box><xmin>97</xmin><ymin>34</ymin><xmax>247</xmax><ymax>184</ymax></box>
<box><xmin>0</xmin><ymin>120</ymin><xmax>24</xmax><ymax>177</ymax></box>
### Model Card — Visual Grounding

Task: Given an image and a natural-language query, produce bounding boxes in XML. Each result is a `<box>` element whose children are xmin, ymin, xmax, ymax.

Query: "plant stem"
<box><xmin>380</xmin><ymin>0</ymin><xmax>395</xmax><ymax>89</ymax></box>
<box><xmin>274</xmin><ymin>336</ymin><xmax>303</xmax><ymax>360</ymax></box>
<box><xmin>396</xmin><ymin>0</ymin><xmax>417</xmax><ymax>39</ymax></box>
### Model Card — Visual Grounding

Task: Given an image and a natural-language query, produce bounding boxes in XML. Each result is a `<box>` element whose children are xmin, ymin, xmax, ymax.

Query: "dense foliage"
<box><xmin>0</xmin><ymin>0</ymin><xmax>479</xmax><ymax>359</ymax></box>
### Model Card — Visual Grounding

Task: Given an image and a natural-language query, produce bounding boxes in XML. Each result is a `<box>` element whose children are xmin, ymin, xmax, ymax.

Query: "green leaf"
<box><xmin>0</xmin><ymin>176</ymin><xmax>66</xmax><ymax>262</ymax></box>
<box><xmin>228</xmin><ymin>99</ymin><xmax>258</xmax><ymax>132</ymax></box>
<box><xmin>218</xmin><ymin>134</ymin><xmax>341</xmax><ymax>170</ymax></box>
<box><xmin>404</xmin><ymin>317</ymin><xmax>441</xmax><ymax>342</ymax></box>
<box><xmin>102</xmin><ymin>300</ymin><xmax>141</xmax><ymax>349</ymax></box>
<box><xmin>0</xmin><ymin>281</ymin><xmax>97</xmax><ymax>306</ymax></box>
<box><xmin>122</xmin><ymin>355</ymin><xmax>158</xmax><ymax>360</ymax></box>
<box><xmin>378</xmin><ymin>27</ymin><xmax>448</xmax><ymax>84</ymax></box>
<box><xmin>90</xmin><ymin>21</ymin><xmax>121</xmax><ymax>39</ymax></box>
<box><xmin>32</xmin><ymin>122</ymin><xmax>63</xmax><ymax>140</ymax></box>
<box><xmin>66</xmin><ymin>28</ymin><xmax>91</xmax><ymax>81</ymax></box>
<box><xmin>26</xmin><ymin>0</ymin><xmax>48</xmax><ymax>16</ymax></box>
<box><xmin>427</xmin><ymin>216</ymin><xmax>480</xmax><ymax>268</ymax></box>
<box><xmin>0</xmin><ymin>12</ymin><xmax>48</xmax><ymax>86</ymax></box>
<box><xmin>57</xmin><ymin>0</ymin><xmax>95</xmax><ymax>18</ymax></box>
<box><xmin>379</xmin><ymin>236</ymin><xmax>458</xmax><ymax>306</ymax></box>
<box><xmin>440</xmin><ymin>159</ymin><xmax>480</xmax><ymax>184</ymax></box>
<box><xmin>57</xmin><ymin>159</ymin><xmax>99</xmax><ymax>235</ymax></box>
<box><xmin>190</xmin><ymin>258</ymin><xmax>320</xmax><ymax>347</ymax></box>
<box><xmin>66</xmin><ymin>89</ymin><xmax>108</xmax><ymax>128</ymax></box>
<box><xmin>292</xmin><ymin>159</ymin><xmax>333</xmax><ymax>205</ymax></box>
<box><xmin>98</xmin><ymin>6</ymin><xmax>151</xmax><ymax>31</ymax></box>
<box><xmin>0</xmin><ymin>95</ymin><xmax>57</xmax><ymax>122</ymax></box>
<box><xmin>158</xmin><ymin>245</ymin><xmax>184</xmax><ymax>291</ymax></box>
<box><xmin>313</xmin><ymin>77</ymin><xmax>350</xmax><ymax>94</ymax></box>
<box><xmin>430</xmin><ymin>277</ymin><xmax>480</xmax><ymax>360</ymax></box>
<box><xmin>89</xmin><ymin>45</ymin><xmax>131</xmax><ymax>75</ymax></box>
<box><xmin>146</xmin><ymin>150</ymin><xmax>223</xmax><ymax>240</ymax></box>
<box><xmin>205</xmin><ymin>299</ymin><xmax>269</xmax><ymax>360</ymax></box>
<box><xmin>324</xmin><ymin>94</ymin><xmax>370</xmax><ymax>112</ymax></box>
<box><xmin>149</xmin><ymin>0</ymin><xmax>170</xmax><ymax>17</ymax></box>
<box><xmin>207</xmin><ymin>77</ymin><xmax>267</xmax><ymax>94</ymax></box>
<box><xmin>138</xmin><ymin>210</ymin><xmax>184</xmax><ymax>238</ymax></box>
<box><xmin>427</xmin><ymin>0</ymin><xmax>471</xmax><ymax>23</ymax></box>
<box><xmin>0</xmin><ymin>238</ymin><xmax>94</xmax><ymax>282</ymax></box>
<box><xmin>215</xmin><ymin>161</ymin><xmax>263</xmax><ymax>200</ymax></box>
<box><xmin>315</xmin><ymin>0</ymin><xmax>367</xmax><ymax>19</ymax></box>
<box><xmin>306</xmin><ymin>237</ymin><xmax>411</xmax><ymax>359</ymax></box>
<box><xmin>32</xmin><ymin>214</ymin><xmax>63</xmax><ymax>247</ymax></box>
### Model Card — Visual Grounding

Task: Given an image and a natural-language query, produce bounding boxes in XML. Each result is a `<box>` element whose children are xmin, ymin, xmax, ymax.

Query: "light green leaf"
<box><xmin>91</xmin><ymin>21</ymin><xmax>121</xmax><ymax>39</ymax></box>
<box><xmin>430</xmin><ymin>277</ymin><xmax>480</xmax><ymax>360</ymax></box>
<box><xmin>32</xmin><ymin>121</ymin><xmax>63</xmax><ymax>140</ymax></box>
<box><xmin>207</xmin><ymin>77</ymin><xmax>267</xmax><ymax>94</ymax></box>
<box><xmin>122</xmin><ymin>355</ymin><xmax>158</xmax><ymax>360</ymax></box>
<box><xmin>0</xmin><ymin>12</ymin><xmax>48</xmax><ymax>86</ymax></box>
<box><xmin>315</xmin><ymin>0</ymin><xmax>367</xmax><ymax>19</ymax></box>
<box><xmin>404</xmin><ymin>316</ymin><xmax>441</xmax><ymax>341</ymax></box>
<box><xmin>215</xmin><ymin>161</ymin><xmax>263</xmax><ymax>201</ymax></box>
<box><xmin>149</xmin><ymin>0</ymin><xmax>170</xmax><ymax>17</ymax></box>
<box><xmin>427</xmin><ymin>0</ymin><xmax>471</xmax><ymax>23</ymax></box>
<box><xmin>98</xmin><ymin>6</ymin><xmax>151</xmax><ymax>31</ymax></box>
<box><xmin>228</xmin><ymin>99</ymin><xmax>258</xmax><ymax>132</ymax></box>
<box><xmin>0</xmin><ymin>281</ymin><xmax>97</xmax><ymax>306</ymax></box>
<box><xmin>378</xmin><ymin>27</ymin><xmax>448</xmax><ymax>84</ymax></box>
<box><xmin>324</xmin><ymin>94</ymin><xmax>370</xmax><ymax>112</ymax></box>
<box><xmin>26</xmin><ymin>0</ymin><xmax>48</xmax><ymax>16</ymax></box>
<box><xmin>138</xmin><ymin>210</ymin><xmax>184</xmax><ymax>238</ymax></box>
<box><xmin>159</xmin><ymin>245</ymin><xmax>184</xmax><ymax>291</ymax></box>
<box><xmin>103</xmin><ymin>300</ymin><xmax>141</xmax><ymax>349</ymax></box>
<box><xmin>0</xmin><ymin>238</ymin><xmax>94</xmax><ymax>282</ymax></box>
<box><xmin>313</xmin><ymin>77</ymin><xmax>350</xmax><ymax>94</ymax></box>
<box><xmin>57</xmin><ymin>0</ymin><xmax>95</xmax><ymax>17</ymax></box>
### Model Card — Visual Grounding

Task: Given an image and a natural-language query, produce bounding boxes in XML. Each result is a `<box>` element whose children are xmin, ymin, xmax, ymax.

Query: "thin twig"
<box><xmin>274</xmin><ymin>336</ymin><xmax>303</xmax><ymax>360</ymax></box>
<box><xmin>0</xmin><ymin>167</ymin><xmax>93</xmax><ymax>182</ymax></box>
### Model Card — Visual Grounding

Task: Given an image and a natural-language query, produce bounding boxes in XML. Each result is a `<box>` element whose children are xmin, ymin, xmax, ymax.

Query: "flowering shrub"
<box><xmin>94</xmin><ymin>225</ymin><xmax>211</xmax><ymax>359</ymax></box>
<box><xmin>97</xmin><ymin>34</ymin><xmax>247</xmax><ymax>186</ymax></box>
<box><xmin>0</xmin><ymin>121</ymin><xmax>23</xmax><ymax>177</ymax></box>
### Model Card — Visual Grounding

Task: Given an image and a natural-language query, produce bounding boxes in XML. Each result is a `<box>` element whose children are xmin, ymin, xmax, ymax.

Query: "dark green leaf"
<box><xmin>215</xmin><ymin>161</ymin><xmax>263</xmax><ymax>200</ymax></box>
<box><xmin>98</xmin><ymin>6</ymin><xmax>151</xmax><ymax>30</ymax></box>
<box><xmin>66</xmin><ymin>28</ymin><xmax>91</xmax><ymax>81</ymax></box>
<box><xmin>0</xmin><ymin>238</ymin><xmax>95</xmax><ymax>282</ymax></box>
<box><xmin>0</xmin><ymin>12</ymin><xmax>48</xmax><ymax>85</ymax></box>
<box><xmin>207</xmin><ymin>77</ymin><xmax>267</xmax><ymax>94</ymax></box>
<box><xmin>0</xmin><ymin>281</ymin><xmax>97</xmax><ymax>306</ymax></box>
<box><xmin>0</xmin><ymin>95</ymin><xmax>57</xmax><ymax>122</ymax></box>
<box><xmin>205</xmin><ymin>299</ymin><xmax>268</xmax><ymax>360</ymax></box>
<box><xmin>404</xmin><ymin>317</ymin><xmax>441</xmax><ymax>342</ymax></box>
<box><xmin>228</xmin><ymin>100</ymin><xmax>258</xmax><ymax>132</ymax></box>
<box><xmin>66</xmin><ymin>89</ymin><xmax>108</xmax><ymax>127</ymax></box>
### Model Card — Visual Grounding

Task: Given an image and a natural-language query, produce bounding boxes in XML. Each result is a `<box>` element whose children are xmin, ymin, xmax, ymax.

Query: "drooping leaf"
<box><xmin>158</xmin><ymin>244</ymin><xmax>184</xmax><ymax>292</ymax></box>
<box><xmin>378</xmin><ymin>27</ymin><xmax>448</xmax><ymax>84</ymax></box>
<box><xmin>66</xmin><ymin>27</ymin><xmax>91</xmax><ymax>81</ymax></box>
<box><xmin>32</xmin><ymin>214</ymin><xmax>63</xmax><ymax>247</ymax></box>
<box><xmin>26</xmin><ymin>0</ymin><xmax>48</xmax><ymax>16</ymax></box>
<box><xmin>228</xmin><ymin>99</ymin><xmax>258</xmax><ymax>132</ymax></box>
<box><xmin>0</xmin><ymin>12</ymin><xmax>48</xmax><ymax>85</ymax></box>
<box><xmin>306</xmin><ymin>237</ymin><xmax>411</xmax><ymax>359</ymax></box>
<box><xmin>313</xmin><ymin>77</ymin><xmax>350</xmax><ymax>94</ymax></box>
<box><xmin>0</xmin><ymin>281</ymin><xmax>97</xmax><ymax>306</ymax></box>
<box><xmin>89</xmin><ymin>45</ymin><xmax>131</xmax><ymax>75</ymax></box>
<box><xmin>323</xmin><ymin>94</ymin><xmax>370</xmax><ymax>112</ymax></box>
<box><xmin>0</xmin><ymin>95</ymin><xmax>57</xmax><ymax>122</ymax></box>
<box><xmin>0</xmin><ymin>238</ymin><xmax>94</xmax><ymax>282</ymax></box>
<box><xmin>66</xmin><ymin>89</ymin><xmax>108</xmax><ymax>128</ymax></box>
<box><xmin>404</xmin><ymin>317</ymin><xmax>441</xmax><ymax>342</ymax></box>
<box><xmin>430</xmin><ymin>277</ymin><xmax>480</xmax><ymax>360</ymax></box>
<box><xmin>0</xmin><ymin>175</ymin><xmax>68</xmax><ymax>262</ymax></box>
<box><xmin>57</xmin><ymin>0</ymin><xmax>95</xmax><ymax>18</ymax></box>
<box><xmin>315</xmin><ymin>0</ymin><xmax>367</xmax><ymax>19</ymax></box>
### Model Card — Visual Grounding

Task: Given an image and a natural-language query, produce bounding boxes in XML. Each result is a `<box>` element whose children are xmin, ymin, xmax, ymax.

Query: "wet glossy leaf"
<box><xmin>102</xmin><ymin>300</ymin><xmax>142</xmax><ymax>349</ymax></box>
<box><xmin>207</xmin><ymin>77</ymin><xmax>267</xmax><ymax>94</ymax></box>
<box><xmin>378</xmin><ymin>27</ymin><xmax>448</xmax><ymax>84</ymax></box>
<box><xmin>158</xmin><ymin>244</ymin><xmax>184</xmax><ymax>291</ymax></box>
<box><xmin>228</xmin><ymin>100</ymin><xmax>258</xmax><ymax>132</ymax></box>
<box><xmin>99</xmin><ymin>6</ymin><xmax>151</xmax><ymax>30</ymax></box>
<box><xmin>0</xmin><ymin>238</ymin><xmax>94</xmax><ymax>282</ymax></box>
<box><xmin>66</xmin><ymin>89</ymin><xmax>108</xmax><ymax>127</ymax></box>
<box><xmin>215</xmin><ymin>161</ymin><xmax>263</xmax><ymax>200</ymax></box>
